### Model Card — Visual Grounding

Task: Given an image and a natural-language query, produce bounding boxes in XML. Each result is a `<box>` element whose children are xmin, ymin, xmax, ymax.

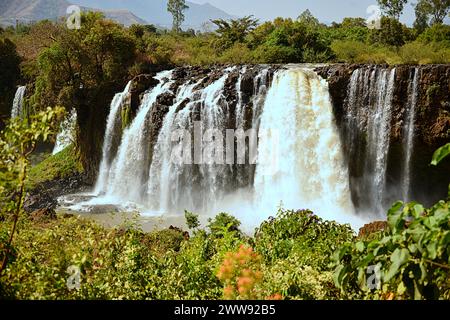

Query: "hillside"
<box><xmin>0</xmin><ymin>0</ymin><xmax>147</xmax><ymax>27</ymax></box>
<box><xmin>71</xmin><ymin>0</ymin><xmax>235</xmax><ymax>29</ymax></box>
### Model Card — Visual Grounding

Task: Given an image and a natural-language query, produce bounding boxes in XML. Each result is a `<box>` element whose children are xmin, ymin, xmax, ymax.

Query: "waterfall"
<box><xmin>344</xmin><ymin>67</ymin><xmax>396</xmax><ymax>216</ymax></box>
<box><xmin>76</xmin><ymin>65</ymin><xmax>364</xmax><ymax>229</ymax></box>
<box><xmin>11</xmin><ymin>86</ymin><xmax>26</xmax><ymax>118</ymax></box>
<box><xmin>95</xmin><ymin>80</ymin><xmax>133</xmax><ymax>193</ymax></box>
<box><xmin>52</xmin><ymin>109</ymin><xmax>78</xmax><ymax>155</ymax></box>
<box><xmin>402</xmin><ymin>68</ymin><xmax>420</xmax><ymax>203</ymax></box>
<box><xmin>148</xmin><ymin>67</ymin><xmax>241</xmax><ymax>214</ymax></box>
<box><xmin>235</xmin><ymin>66</ymin><xmax>247</xmax><ymax>129</ymax></box>
<box><xmin>253</xmin><ymin>67</ymin><xmax>355</xmax><ymax>224</ymax></box>
<box><xmin>102</xmin><ymin>70</ymin><xmax>174</xmax><ymax>205</ymax></box>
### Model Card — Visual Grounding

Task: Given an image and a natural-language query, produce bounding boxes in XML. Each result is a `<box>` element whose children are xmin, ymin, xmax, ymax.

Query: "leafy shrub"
<box><xmin>331</xmin><ymin>40</ymin><xmax>370</xmax><ymax>63</ymax></box>
<box><xmin>185</xmin><ymin>210</ymin><xmax>200</xmax><ymax>230</ymax></box>
<box><xmin>333</xmin><ymin>201</ymin><xmax>450</xmax><ymax>300</ymax></box>
<box><xmin>399</xmin><ymin>41</ymin><xmax>450</xmax><ymax>64</ymax></box>
<box><xmin>254</xmin><ymin>209</ymin><xmax>354</xmax><ymax>270</ymax></box>
<box><xmin>417</xmin><ymin>24</ymin><xmax>450</xmax><ymax>46</ymax></box>
<box><xmin>261</xmin><ymin>255</ymin><xmax>339</xmax><ymax>300</ymax></box>
<box><xmin>207</xmin><ymin>213</ymin><xmax>242</xmax><ymax>237</ymax></box>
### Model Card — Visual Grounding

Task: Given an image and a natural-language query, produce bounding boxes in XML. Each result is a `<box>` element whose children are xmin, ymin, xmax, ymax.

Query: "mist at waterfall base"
<box><xmin>61</xmin><ymin>65</ymin><xmax>420</xmax><ymax>232</ymax></box>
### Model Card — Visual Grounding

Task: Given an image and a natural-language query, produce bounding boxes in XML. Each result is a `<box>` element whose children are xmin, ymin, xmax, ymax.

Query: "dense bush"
<box><xmin>0</xmin><ymin>208</ymin><xmax>353</xmax><ymax>300</ymax></box>
<box><xmin>333</xmin><ymin>200</ymin><xmax>450</xmax><ymax>300</ymax></box>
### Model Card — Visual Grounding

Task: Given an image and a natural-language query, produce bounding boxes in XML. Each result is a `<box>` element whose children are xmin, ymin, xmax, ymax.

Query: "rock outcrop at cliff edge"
<box><xmin>316</xmin><ymin>64</ymin><xmax>450</xmax><ymax>208</ymax></box>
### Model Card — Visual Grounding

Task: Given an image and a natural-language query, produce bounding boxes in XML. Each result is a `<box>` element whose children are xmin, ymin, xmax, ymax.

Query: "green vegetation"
<box><xmin>0</xmin><ymin>108</ymin><xmax>449</xmax><ymax>300</ymax></box>
<box><xmin>167</xmin><ymin>0</ymin><xmax>189</xmax><ymax>33</ymax></box>
<box><xmin>0</xmin><ymin>107</ymin><xmax>64</xmax><ymax>275</ymax></box>
<box><xmin>378</xmin><ymin>0</ymin><xmax>408</xmax><ymax>20</ymax></box>
<box><xmin>333</xmin><ymin>145</ymin><xmax>450</xmax><ymax>300</ymax></box>
<box><xmin>0</xmin><ymin>208</ymin><xmax>353</xmax><ymax>300</ymax></box>
<box><xmin>27</xmin><ymin>145</ymin><xmax>83</xmax><ymax>191</ymax></box>
<box><xmin>0</xmin><ymin>6</ymin><xmax>448</xmax><ymax>174</ymax></box>
<box><xmin>1</xmin><ymin>2</ymin><xmax>450</xmax><ymax>301</ymax></box>
<box><xmin>333</xmin><ymin>200</ymin><xmax>450</xmax><ymax>300</ymax></box>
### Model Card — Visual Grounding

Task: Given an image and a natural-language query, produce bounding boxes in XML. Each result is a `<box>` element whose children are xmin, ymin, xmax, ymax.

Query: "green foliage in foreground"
<box><xmin>431</xmin><ymin>143</ymin><xmax>450</xmax><ymax>166</ymax></box>
<box><xmin>333</xmin><ymin>200</ymin><xmax>450</xmax><ymax>300</ymax></box>
<box><xmin>0</xmin><ymin>209</ymin><xmax>353</xmax><ymax>300</ymax></box>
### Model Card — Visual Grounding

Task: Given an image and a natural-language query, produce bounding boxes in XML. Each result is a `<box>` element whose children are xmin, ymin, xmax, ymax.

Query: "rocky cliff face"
<box><xmin>316</xmin><ymin>64</ymin><xmax>450</xmax><ymax>209</ymax></box>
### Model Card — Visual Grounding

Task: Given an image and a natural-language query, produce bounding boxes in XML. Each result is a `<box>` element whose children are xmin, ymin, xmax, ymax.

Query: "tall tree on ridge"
<box><xmin>415</xmin><ymin>0</ymin><xmax>450</xmax><ymax>26</ymax></box>
<box><xmin>167</xmin><ymin>0</ymin><xmax>189</xmax><ymax>33</ymax></box>
<box><xmin>377</xmin><ymin>0</ymin><xmax>408</xmax><ymax>20</ymax></box>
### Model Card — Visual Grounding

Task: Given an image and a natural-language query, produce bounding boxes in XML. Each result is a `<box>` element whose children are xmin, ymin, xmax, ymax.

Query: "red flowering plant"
<box><xmin>217</xmin><ymin>245</ymin><xmax>283</xmax><ymax>300</ymax></box>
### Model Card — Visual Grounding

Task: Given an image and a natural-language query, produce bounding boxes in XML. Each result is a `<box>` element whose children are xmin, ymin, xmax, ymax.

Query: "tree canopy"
<box><xmin>167</xmin><ymin>0</ymin><xmax>189</xmax><ymax>32</ymax></box>
<box><xmin>378</xmin><ymin>0</ymin><xmax>408</xmax><ymax>20</ymax></box>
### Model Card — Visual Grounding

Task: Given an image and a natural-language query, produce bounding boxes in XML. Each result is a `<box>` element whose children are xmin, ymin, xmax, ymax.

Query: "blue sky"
<box><xmin>190</xmin><ymin>0</ymin><xmax>418</xmax><ymax>25</ymax></box>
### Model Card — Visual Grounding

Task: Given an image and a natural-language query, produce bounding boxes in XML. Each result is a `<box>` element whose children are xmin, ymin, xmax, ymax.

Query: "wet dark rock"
<box><xmin>24</xmin><ymin>173</ymin><xmax>89</xmax><ymax>213</ymax></box>
<box><xmin>175</xmin><ymin>98</ymin><xmax>191</xmax><ymax>113</ymax></box>
<box><xmin>130</xmin><ymin>74</ymin><xmax>159</xmax><ymax>114</ymax></box>
<box><xmin>156</xmin><ymin>92</ymin><xmax>175</xmax><ymax>106</ymax></box>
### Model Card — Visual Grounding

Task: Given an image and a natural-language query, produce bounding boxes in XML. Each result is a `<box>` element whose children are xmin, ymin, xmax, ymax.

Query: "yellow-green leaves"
<box><xmin>431</xmin><ymin>143</ymin><xmax>450</xmax><ymax>166</ymax></box>
<box><xmin>384</xmin><ymin>248</ymin><xmax>410</xmax><ymax>282</ymax></box>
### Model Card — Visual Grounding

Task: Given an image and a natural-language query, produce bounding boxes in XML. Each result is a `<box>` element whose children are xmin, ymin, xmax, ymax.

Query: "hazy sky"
<box><xmin>190</xmin><ymin>0</ymin><xmax>418</xmax><ymax>24</ymax></box>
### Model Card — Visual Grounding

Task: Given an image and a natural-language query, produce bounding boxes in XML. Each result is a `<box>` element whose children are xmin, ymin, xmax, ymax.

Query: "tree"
<box><xmin>297</xmin><ymin>9</ymin><xmax>320</xmax><ymax>28</ymax></box>
<box><xmin>341</xmin><ymin>17</ymin><xmax>368</xmax><ymax>29</ymax></box>
<box><xmin>33</xmin><ymin>13</ymin><xmax>137</xmax><ymax>178</ymax></box>
<box><xmin>167</xmin><ymin>0</ymin><xmax>189</xmax><ymax>33</ymax></box>
<box><xmin>0</xmin><ymin>38</ymin><xmax>21</xmax><ymax>118</ymax></box>
<box><xmin>415</xmin><ymin>0</ymin><xmax>450</xmax><ymax>26</ymax></box>
<box><xmin>368</xmin><ymin>16</ymin><xmax>412</xmax><ymax>46</ymax></box>
<box><xmin>211</xmin><ymin>16</ymin><xmax>259</xmax><ymax>49</ymax></box>
<box><xmin>377</xmin><ymin>0</ymin><xmax>408</xmax><ymax>20</ymax></box>
<box><xmin>0</xmin><ymin>107</ymin><xmax>64</xmax><ymax>274</ymax></box>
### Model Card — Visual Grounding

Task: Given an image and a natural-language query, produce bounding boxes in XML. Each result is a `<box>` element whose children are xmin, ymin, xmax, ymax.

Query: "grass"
<box><xmin>27</xmin><ymin>145</ymin><xmax>83</xmax><ymax>190</ymax></box>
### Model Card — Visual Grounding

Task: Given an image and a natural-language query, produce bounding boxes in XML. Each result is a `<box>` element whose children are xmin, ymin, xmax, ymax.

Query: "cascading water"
<box><xmin>52</xmin><ymin>109</ymin><xmax>78</xmax><ymax>155</ymax></box>
<box><xmin>343</xmin><ymin>67</ymin><xmax>396</xmax><ymax>216</ymax></box>
<box><xmin>95</xmin><ymin>80</ymin><xmax>132</xmax><ymax>193</ymax></box>
<box><xmin>253</xmin><ymin>67</ymin><xmax>355</xmax><ymax>224</ymax></box>
<box><xmin>72</xmin><ymin>65</ymin><xmax>366</xmax><ymax>229</ymax></box>
<box><xmin>11</xmin><ymin>86</ymin><xmax>26</xmax><ymax>118</ymax></box>
<box><xmin>101</xmin><ymin>70</ymin><xmax>174</xmax><ymax>205</ymax></box>
<box><xmin>402</xmin><ymin>68</ymin><xmax>420</xmax><ymax>202</ymax></box>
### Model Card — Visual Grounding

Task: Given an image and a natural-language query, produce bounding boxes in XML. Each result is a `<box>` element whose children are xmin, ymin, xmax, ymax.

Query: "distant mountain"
<box><xmin>98</xmin><ymin>9</ymin><xmax>147</xmax><ymax>26</ymax></box>
<box><xmin>71</xmin><ymin>0</ymin><xmax>235</xmax><ymax>29</ymax></box>
<box><xmin>0</xmin><ymin>0</ymin><xmax>148</xmax><ymax>27</ymax></box>
<box><xmin>0</xmin><ymin>0</ymin><xmax>70</xmax><ymax>24</ymax></box>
